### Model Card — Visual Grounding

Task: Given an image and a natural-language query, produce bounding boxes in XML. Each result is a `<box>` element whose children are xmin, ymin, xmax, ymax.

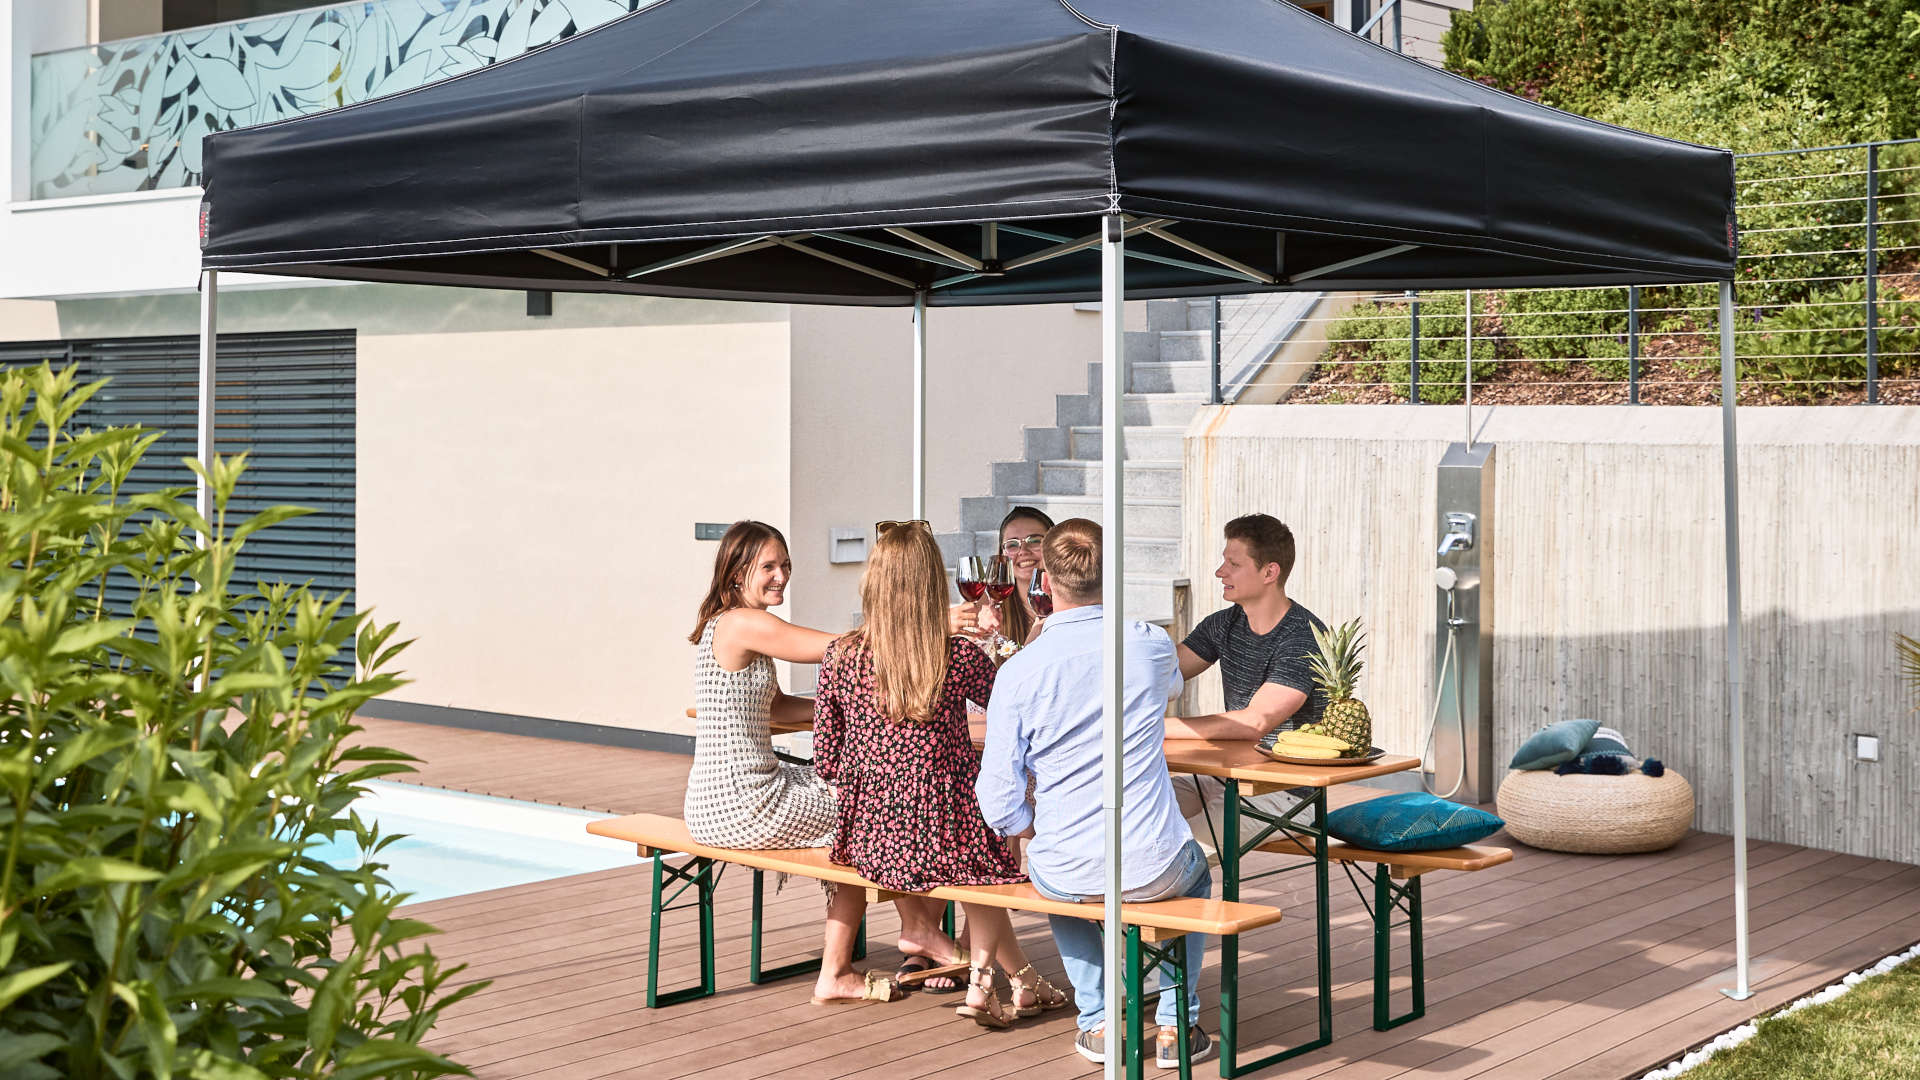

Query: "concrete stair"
<box><xmin>941</xmin><ymin>297</ymin><xmax>1212</xmax><ymax>629</ymax></box>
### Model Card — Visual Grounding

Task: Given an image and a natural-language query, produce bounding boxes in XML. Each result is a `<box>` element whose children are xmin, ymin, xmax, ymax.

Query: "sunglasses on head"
<box><xmin>1001</xmin><ymin>534</ymin><xmax>1045</xmax><ymax>553</ymax></box>
<box><xmin>875</xmin><ymin>519</ymin><xmax>931</xmax><ymax>537</ymax></box>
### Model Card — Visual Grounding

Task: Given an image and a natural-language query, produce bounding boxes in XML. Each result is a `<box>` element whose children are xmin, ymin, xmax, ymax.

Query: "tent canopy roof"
<box><xmin>199</xmin><ymin>0</ymin><xmax>1737</xmax><ymax>305</ymax></box>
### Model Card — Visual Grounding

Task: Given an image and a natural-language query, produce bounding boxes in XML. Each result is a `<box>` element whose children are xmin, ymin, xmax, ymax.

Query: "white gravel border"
<box><xmin>1638</xmin><ymin>941</ymin><xmax>1920</xmax><ymax>1079</ymax></box>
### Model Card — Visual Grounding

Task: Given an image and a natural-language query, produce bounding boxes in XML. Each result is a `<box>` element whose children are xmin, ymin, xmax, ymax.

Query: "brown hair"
<box><xmin>688</xmin><ymin>520</ymin><xmax>788</xmax><ymax>644</ymax></box>
<box><xmin>998</xmin><ymin>505</ymin><xmax>1055</xmax><ymax>643</ymax></box>
<box><xmin>1224</xmin><ymin>513</ymin><xmax>1295</xmax><ymax>586</ymax></box>
<box><xmin>845</xmin><ymin>523</ymin><xmax>951</xmax><ymax>723</ymax></box>
<box><xmin>1042</xmin><ymin>518</ymin><xmax>1102</xmax><ymax>603</ymax></box>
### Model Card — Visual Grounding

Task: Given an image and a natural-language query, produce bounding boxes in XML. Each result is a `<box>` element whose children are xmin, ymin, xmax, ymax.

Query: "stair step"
<box><xmin>1068</xmin><ymin>426</ymin><xmax>1185</xmax><ymax>461</ymax></box>
<box><xmin>1089</xmin><ymin>360</ymin><xmax>1212</xmax><ymax>394</ymax></box>
<box><xmin>966</xmin><ymin>531</ymin><xmax>1183</xmax><ymax>577</ymax></box>
<box><xmin>1056</xmin><ymin>392</ymin><xmax>1208</xmax><ymax>428</ymax></box>
<box><xmin>1038</xmin><ymin>459</ymin><xmax>1183</xmax><ymax>498</ymax></box>
<box><xmin>997</xmin><ymin>494</ymin><xmax>1183</xmax><ymax>537</ymax></box>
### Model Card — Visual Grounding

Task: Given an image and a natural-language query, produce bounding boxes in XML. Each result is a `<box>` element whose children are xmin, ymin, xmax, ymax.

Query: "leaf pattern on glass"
<box><xmin>28</xmin><ymin>0</ymin><xmax>656</xmax><ymax>199</ymax></box>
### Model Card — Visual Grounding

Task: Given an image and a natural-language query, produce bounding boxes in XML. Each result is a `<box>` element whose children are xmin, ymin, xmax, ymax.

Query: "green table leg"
<box><xmin>749</xmin><ymin>868</ymin><xmax>830</xmax><ymax>984</ymax></box>
<box><xmin>1126</xmin><ymin>926</ymin><xmax>1146</xmax><ymax>1080</ymax></box>
<box><xmin>1217</xmin><ymin>784</ymin><xmax>1334</xmax><ymax>1076</ymax></box>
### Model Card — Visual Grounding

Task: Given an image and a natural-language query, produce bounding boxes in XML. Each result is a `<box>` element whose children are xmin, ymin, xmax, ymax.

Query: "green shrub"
<box><xmin>0</xmin><ymin>364</ymin><xmax>480</xmax><ymax>1079</ymax></box>
<box><xmin>1324</xmin><ymin>292</ymin><xmax>1498</xmax><ymax>403</ymax></box>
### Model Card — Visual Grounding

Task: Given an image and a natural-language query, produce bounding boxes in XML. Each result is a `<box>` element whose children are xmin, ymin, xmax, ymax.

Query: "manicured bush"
<box><xmin>1324</xmin><ymin>292</ymin><xmax>1498</xmax><ymax>403</ymax></box>
<box><xmin>0</xmin><ymin>364</ymin><xmax>480</xmax><ymax>1079</ymax></box>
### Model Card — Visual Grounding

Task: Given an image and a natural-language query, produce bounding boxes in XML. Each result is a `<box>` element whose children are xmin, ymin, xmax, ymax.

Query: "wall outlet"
<box><xmin>1854</xmin><ymin>734</ymin><xmax>1882</xmax><ymax>763</ymax></box>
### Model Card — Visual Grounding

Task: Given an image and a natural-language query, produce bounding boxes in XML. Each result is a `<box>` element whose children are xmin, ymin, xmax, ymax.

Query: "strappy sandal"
<box><xmin>810</xmin><ymin>969</ymin><xmax>904</xmax><ymax>1006</ymax></box>
<box><xmin>953</xmin><ymin>964</ymin><xmax>1013</xmax><ymax>1029</ymax></box>
<box><xmin>1008</xmin><ymin>962</ymin><xmax>1070</xmax><ymax>1018</ymax></box>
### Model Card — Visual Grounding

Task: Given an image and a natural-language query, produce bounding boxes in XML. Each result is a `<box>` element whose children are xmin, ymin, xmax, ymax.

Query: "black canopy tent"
<box><xmin>196</xmin><ymin>1</ymin><xmax>1750</xmax><ymax>1071</ymax></box>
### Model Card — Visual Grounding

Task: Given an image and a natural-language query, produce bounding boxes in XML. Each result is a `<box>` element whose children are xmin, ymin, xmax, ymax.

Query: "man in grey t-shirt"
<box><xmin>1165</xmin><ymin>514</ymin><xmax>1327</xmax><ymax>858</ymax></box>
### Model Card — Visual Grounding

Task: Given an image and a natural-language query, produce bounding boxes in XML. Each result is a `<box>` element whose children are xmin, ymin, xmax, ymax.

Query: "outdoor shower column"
<box><xmin>197</xmin><ymin>270</ymin><xmax>218</xmax><ymax>537</ymax></box>
<box><xmin>1099</xmin><ymin>213</ymin><xmax>1127</xmax><ymax>1080</ymax></box>
<box><xmin>912</xmin><ymin>289</ymin><xmax>928</xmax><ymax>519</ymax></box>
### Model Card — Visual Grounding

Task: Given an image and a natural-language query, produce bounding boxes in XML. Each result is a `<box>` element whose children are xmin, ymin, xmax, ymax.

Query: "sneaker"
<box><xmin>1074</xmin><ymin>1026</ymin><xmax>1105</xmax><ymax>1064</ymax></box>
<box><xmin>1156</xmin><ymin>1025</ymin><xmax>1216</xmax><ymax>1069</ymax></box>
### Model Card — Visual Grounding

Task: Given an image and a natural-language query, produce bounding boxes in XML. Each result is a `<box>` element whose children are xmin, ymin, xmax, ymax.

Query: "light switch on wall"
<box><xmin>1854</xmin><ymin>734</ymin><xmax>1881</xmax><ymax>762</ymax></box>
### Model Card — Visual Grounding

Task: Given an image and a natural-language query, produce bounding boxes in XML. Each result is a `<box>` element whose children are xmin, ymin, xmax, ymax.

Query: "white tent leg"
<box><xmin>912</xmin><ymin>290</ymin><xmax>927</xmax><ymax>519</ymax></box>
<box><xmin>1718</xmin><ymin>279</ymin><xmax>1752</xmax><ymax>1002</ymax></box>
<box><xmin>197</xmin><ymin>270</ymin><xmax>218</xmax><ymax>539</ymax></box>
<box><xmin>1099</xmin><ymin>214</ymin><xmax>1127</xmax><ymax>1080</ymax></box>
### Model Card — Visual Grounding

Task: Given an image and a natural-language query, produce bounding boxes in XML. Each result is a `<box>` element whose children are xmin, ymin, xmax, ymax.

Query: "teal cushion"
<box><xmin>1509</xmin><ymin>719</ymin><xmax>1601</xmax><ymax>771</ymax></box>
<box><xmin>1576</xmin><ymin>726</ymin><xmax>1638</xmax><ymax>767</ymax></box>
<box><xmin>1326</xmin><ymin>793</ymin><xmax>1505</xmax><ymax>853</ymax></box>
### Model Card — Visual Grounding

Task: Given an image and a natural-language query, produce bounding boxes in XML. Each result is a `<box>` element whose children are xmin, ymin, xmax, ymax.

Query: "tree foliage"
<box><xmin>0</xmin><ymin>364</ymin><xmax>481</xmax><ymax>1080</ymax></box>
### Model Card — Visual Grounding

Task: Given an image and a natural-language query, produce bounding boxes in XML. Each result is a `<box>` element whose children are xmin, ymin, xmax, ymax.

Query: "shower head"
<box><xmin>1434</xmin><ymin>565</ymin><xmax>1459</xmax><ymax>592</ymax></box>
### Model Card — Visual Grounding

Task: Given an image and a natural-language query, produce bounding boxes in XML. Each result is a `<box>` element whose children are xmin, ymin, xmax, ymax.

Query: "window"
<box><xmin>0</xmin><ymin>331</ymin><xmax>356</xmax><ymax>608</ymax></box>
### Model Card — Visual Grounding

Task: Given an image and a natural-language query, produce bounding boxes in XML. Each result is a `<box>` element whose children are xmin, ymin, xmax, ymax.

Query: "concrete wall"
<box><xmin>2</xmin><ymin>284</ymin><xmax>791</xmax><ymax>739</ymax></box>
<box><xmin>1185</xmin><ymin>403</ymin><xmax>1920</xmax><ymax>863</ymax></box>
<box><xmin>787</xmin><ymin>302</ymin><xmax>1108</xmax><ymax>684</ymax></box>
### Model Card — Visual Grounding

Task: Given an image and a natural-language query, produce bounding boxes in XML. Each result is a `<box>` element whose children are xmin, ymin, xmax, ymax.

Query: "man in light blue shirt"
<box><xmin>977</xmin><ymin>518</ymin><xmax>1215</xmax><ymax>1068</ymax></box>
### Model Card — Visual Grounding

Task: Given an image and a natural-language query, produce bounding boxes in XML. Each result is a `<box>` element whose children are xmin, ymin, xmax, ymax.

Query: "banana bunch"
<box><xmin>1266</xmin><ymin>729</ymin><xmax>1364</xmax><ymax>760</ymax></box>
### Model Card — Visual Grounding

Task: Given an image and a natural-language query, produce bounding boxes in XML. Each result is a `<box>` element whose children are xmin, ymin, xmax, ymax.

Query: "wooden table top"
<box><xmin>741</xmin><ymin>711</ymin><xmax>1417</xmax><ymax>790</ymax></box>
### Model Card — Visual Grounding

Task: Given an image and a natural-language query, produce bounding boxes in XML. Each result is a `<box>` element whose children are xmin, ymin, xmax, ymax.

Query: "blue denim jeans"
<box><xmin>1028</xmin><ymin>839</ymin><xmax>1211</xmax><ymax>1032</ymax></box>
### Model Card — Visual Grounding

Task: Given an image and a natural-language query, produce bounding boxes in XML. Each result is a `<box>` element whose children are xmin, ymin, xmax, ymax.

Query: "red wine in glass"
<box><xmin>957</xmin><ymin>557</ymin><xmax>989</xmax><ymax>602</ymax></box>
<box><xmin>1028</xmin><ymin>576</ymin><xmax>1054</xmax><ymax>618</ymax></box>
<box><xmin>986</xmin><ymin>556</ymin><xmax>1018</xmax><ymax>601</ymax></box>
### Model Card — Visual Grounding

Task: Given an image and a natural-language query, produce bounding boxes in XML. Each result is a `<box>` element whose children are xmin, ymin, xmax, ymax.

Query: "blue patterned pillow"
<box><xmin>1508</xmin><ymin>718</ymin><xmax>1601</xmax><ymax>771</ymax></box>
<box><xmin>1326</xmin><ymin>792</ymin><xmax>1504</xmax><ymax>853</ymax></box>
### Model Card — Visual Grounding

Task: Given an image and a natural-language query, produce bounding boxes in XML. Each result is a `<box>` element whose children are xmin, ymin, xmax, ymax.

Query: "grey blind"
<box><xmin>1</xmin><ymin>331</ymin><xmax>355</xmax><ymax>605</ymax></box>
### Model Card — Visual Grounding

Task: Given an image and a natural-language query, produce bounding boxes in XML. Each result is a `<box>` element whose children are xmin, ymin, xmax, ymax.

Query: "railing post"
<box><xmin>1392</xmin><ymin>0</ymin><xmax>1402</xmax><ymax>53</ymax></box>
<box><xmin>1408</xmin><ymin>290</ymin><xmax>1421</xmax><ymax>404</ymax></box>
<box><xmin>1866</xmin><ymin>143</ymin><xmax>1880</xmax><ymax>405</ymax></box>
<box><xmin>1627</xmin><ymin>285</ymin><xmax>1640</xmax><ymax>405</ymax></box>
<box><xmin>1209</xmin><ymin>295</ymin><xmax>1223</xmax><ymax>405</ymax></box>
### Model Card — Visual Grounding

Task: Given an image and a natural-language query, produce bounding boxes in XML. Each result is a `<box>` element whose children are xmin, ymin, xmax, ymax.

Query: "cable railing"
<box><xmin>1211</xmin><ymin>137</ymin><xmax>1920</xmax><ymax>406</ymax></box>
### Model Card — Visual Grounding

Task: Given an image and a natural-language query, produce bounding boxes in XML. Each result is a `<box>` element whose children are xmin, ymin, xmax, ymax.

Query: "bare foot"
<box><xmin>812</xmin><ymin>969</ymin><xmax>897</xmax><ymax>1002</ymax></box>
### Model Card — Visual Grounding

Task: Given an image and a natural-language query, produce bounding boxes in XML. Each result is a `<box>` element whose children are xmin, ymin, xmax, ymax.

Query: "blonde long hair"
<box><xmin>847</xmin><ymin>524</ymin><xmax>951</xmax><ymax>723</ymax></box>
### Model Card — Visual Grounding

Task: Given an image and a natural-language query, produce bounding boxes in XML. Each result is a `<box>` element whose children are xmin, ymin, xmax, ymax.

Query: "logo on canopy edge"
<box><xmin>198</xmin><ymin>202</ymin><xmax>210</xmax><ymax>248</ymax></box>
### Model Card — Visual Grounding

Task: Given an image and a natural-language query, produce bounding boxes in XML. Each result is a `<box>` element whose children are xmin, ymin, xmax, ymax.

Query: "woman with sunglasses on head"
<box><xmin>686</xmin><ymin>520</ymin><xmax>964</xmax><ymax>1004</ymax></box>
<box><xmin>813</xmin><ymin>520</ymin><xmax>1069</xmax><ymax>1029</ymax></box>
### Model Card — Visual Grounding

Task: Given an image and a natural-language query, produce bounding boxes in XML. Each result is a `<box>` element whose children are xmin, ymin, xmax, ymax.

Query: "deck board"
<box><xmin>353</xmin><ymin>716</ymin><xmax>1920</xmax><ymax>1079</ymax></box>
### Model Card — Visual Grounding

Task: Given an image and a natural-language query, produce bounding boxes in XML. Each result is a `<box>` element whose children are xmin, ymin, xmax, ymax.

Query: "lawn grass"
<box><xmin>1680</xmin><ymin>959</ymin><xmax>1920</xmax><ymax>1080</ymax></box>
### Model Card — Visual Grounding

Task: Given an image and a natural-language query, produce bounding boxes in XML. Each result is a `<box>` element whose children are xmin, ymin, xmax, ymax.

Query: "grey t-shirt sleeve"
<box><xmin>1181</xmin><ymin>607</ymin><xmax>1229</xmax><ymax>664</ymax></box>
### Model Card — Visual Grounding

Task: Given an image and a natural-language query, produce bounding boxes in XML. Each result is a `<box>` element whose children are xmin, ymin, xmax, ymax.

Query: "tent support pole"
<box><xmin>1099</xmin><ymin>213</ymin><xmax>1127</xmax><ymax>1080</ymax></box>
<box><xmin>912</xmin><ymin>290</ymin><xmax>927</xmax><ymax>520</ymax></box>
<box><xmin>1718</xmin><ymin>279</ymin><xmax>1752</xmax><ymax>1002</ymax></box>
<box><xmin>197</xmin><ymin>270</ymin><xmax>218</xmax><ymax>538</ymax></box>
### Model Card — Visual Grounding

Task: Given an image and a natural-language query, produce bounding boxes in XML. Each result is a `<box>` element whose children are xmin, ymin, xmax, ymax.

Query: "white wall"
<box><xmin>1186</xmin><ymin>403</ymin><xmax>1920</xmax><ymax>862</ymax></box>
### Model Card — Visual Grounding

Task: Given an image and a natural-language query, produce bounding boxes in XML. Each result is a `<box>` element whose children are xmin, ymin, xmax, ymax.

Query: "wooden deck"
<box><xmin>357</xmin><ymin>717</ymin><xmax>1920</xmax><ymax>1080</ymax></box>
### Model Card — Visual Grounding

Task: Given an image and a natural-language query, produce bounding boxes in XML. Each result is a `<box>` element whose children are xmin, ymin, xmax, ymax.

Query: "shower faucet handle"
<box><xmin>1437</xmin><ymin>512</ymin><xmax>1477</xmax><ymax>556</ymax></box>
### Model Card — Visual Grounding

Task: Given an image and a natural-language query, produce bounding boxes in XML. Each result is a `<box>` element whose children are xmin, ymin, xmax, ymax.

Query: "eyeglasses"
<box><xmin>875</xmin><ymin>519</ymin><xmax>930</xmax><ymax>537</ymax></box>
<box><xmin>1001</xmin><ymin>534</ymin><xmax>1045</xmax><ymax>553</ymax></box>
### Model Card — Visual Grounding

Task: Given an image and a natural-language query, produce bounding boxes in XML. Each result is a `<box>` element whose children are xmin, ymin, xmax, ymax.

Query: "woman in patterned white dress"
<box><xmin>685</xmin><ymin>520</ymin><xmax>971</xmax><ymax>1003</ymax></box>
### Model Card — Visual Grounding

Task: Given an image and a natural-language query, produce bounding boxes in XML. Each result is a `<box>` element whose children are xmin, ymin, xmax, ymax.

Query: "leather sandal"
<box><xmin>810</xmin><ymin>969</ymin><xmax>904</xmax><ymax>1006</ymax></box>
<box><xmin>1008</xmin><ymin>962</ymin><xmax>1069</xmax><ymax>1018</ymax></box>
<box><xmin>953</xmin><ymin>964</ymin><xmax>1012</xmax><ymax>1029</ymax></box>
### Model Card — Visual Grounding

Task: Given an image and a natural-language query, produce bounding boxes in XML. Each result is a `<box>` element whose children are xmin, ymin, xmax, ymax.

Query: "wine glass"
<box><xmin>986</xmin><ymin>555</ymin><xmax>1018</xmax><ymax>603</ymax></box>
<box><xmin>956</xmin><ymin>556</ymin><xmax>989</xmax><ymax>603</ymax></box>
<box><xmin>1028</xmin><ymin>572</ymin><xmax>1054</xmax><ymax>619</ymax></box>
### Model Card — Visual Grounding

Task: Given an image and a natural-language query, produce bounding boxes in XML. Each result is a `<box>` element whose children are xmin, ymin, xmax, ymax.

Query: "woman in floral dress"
<box><xmin>813</xmin><ymin>521</ymin><xmax>1069</xmax><ymax>1028</ymax></box>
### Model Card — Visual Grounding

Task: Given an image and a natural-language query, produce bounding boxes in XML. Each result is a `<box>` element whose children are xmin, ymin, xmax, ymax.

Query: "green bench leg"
<box><xmin>1218</xmin><ymin>781</ymin><xmax>1333</xmax><ymax>1077</ymax></box>
<box><xmin>748</xmin><ymin>869</ymin><xmax>865</xmax><ymax>984</ymax></box>
<box><xmin>1125</xmin><ymin>926</ymin><xmax>1145</xmax><ymax>1080</ymax></box>
<box><xmin>647</xmin><ymin>853</ymin><xmax>718</xmax><ymax>1008</ymax></box>
<box><xmin>1370</xmin><ymin>868</ymin><xmax>1426</xmax><ymax>1031</ymax></box>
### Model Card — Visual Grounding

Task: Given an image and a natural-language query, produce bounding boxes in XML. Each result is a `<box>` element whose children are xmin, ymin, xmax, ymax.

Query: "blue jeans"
<box><xmin>1028</xmin><ymin>839</ymin><xmax>1211</xmax><ymax>1032</ymax></box>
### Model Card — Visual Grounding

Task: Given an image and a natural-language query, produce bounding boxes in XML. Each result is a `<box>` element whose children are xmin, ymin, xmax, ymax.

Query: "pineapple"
<box><xmin>1299</xmin><ymin>618</ymin><xmax>1372</xmax><ymax>756</ymax></box>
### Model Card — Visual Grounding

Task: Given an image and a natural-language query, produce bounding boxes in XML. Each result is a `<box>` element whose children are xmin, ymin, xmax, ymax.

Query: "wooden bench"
<box><xmin>1253</xmin><ymin>835</ymin><xmax>1511</xmax><ymax>1031</ymax></box>
<box><xmin>589</xmin><ymin>813</ymin><xmax>1284</xmax><ymax>1079</ymax></box>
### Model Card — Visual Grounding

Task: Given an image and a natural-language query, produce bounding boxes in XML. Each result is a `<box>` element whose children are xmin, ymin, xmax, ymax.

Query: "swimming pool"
<box><xmin>308</xmin><ymin>780</ymin><xmax>638</xmax><ymax>904</ymax></box>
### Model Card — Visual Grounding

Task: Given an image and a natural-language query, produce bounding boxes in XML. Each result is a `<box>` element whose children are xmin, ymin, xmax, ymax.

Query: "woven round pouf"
<box><xmin>1495</xmin><ymin>768</ymin><xmax>1695</xmax><ymax>854</ymax></box>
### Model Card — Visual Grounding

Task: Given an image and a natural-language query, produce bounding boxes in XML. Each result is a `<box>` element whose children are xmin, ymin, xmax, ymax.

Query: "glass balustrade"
<box><xmin>29</xmin><ymin>0</ymin><xmax>656</xmax><ymax>200</ymax></box>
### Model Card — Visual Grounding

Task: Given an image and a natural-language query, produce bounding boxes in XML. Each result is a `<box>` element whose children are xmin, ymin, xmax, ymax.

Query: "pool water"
<box><xmin>307</xmin><ymin>780</ymin><xmax>638</xmax><ymax>903</ymax></box>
